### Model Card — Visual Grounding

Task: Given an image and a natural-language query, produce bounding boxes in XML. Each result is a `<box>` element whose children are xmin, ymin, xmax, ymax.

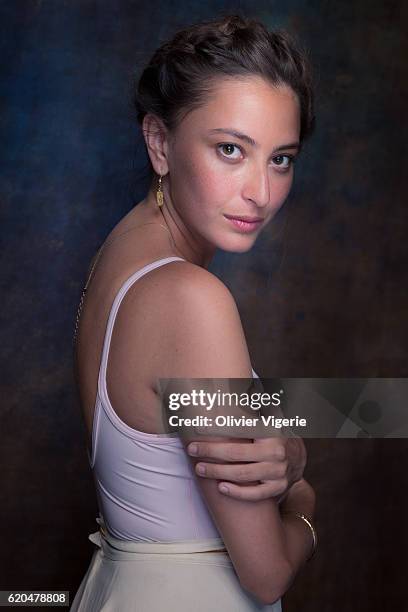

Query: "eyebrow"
<box><xmin>207</xmin><ymin>128</ymin><xmax>300</xmax><ymax>153</ymax></box>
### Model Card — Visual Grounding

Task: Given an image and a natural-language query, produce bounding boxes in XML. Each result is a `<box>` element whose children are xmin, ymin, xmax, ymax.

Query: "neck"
<box><xmin>140</xmin><ymin>183</ymin><xmax>216</xmax><ymax>269</ymax></box>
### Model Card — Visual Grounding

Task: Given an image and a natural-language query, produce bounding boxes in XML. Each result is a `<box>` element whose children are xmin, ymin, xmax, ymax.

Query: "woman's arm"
<box><xmin>279</xmin><ymin>478</ymin><xmax>316</xmax><ymax>581</ymax></box>
<box><xmin>184</xmin><ymin>437</ymin><xmax>315</xmax><ymax>605</ymax></box>
<box><xmin>149</xmin><ymin>262</ymin><xmax>316</xmax><ymax>605</ymax></box>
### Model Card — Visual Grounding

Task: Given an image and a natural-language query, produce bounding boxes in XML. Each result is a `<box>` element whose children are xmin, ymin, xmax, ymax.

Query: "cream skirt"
<box><xmin>70</xmin><ymin>518</ymin><xmax>282</xmax><ymax>611</ymax></box>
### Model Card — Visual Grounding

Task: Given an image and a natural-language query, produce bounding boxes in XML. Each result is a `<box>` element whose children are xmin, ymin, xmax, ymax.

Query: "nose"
<box><xmin>242</xmin><ymin>164</ymin><xmax>270</xmax><ymax>208</ymax></box>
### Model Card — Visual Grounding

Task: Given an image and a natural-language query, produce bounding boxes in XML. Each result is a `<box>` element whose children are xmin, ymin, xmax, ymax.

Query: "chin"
<box><xmin>216</xmin><ymin>234</ymin><xmax>258</xmax><ymax>254</ymax></box>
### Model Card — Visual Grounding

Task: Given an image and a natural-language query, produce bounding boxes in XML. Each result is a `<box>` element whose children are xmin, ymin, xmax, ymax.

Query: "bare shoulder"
<box><xmin>133</xmin><ymin>259</ymin><xmax>252</xmax><ymax>379</ymax></box>
<box><xmin>134</xmin><ymin>259</ymin><xmax>238</xmax><ymax>316</ymax></box>
<box><xmin>147</xmin><ymin>258</ymin><xmax>231</xmax><ymax>292</ymax></box>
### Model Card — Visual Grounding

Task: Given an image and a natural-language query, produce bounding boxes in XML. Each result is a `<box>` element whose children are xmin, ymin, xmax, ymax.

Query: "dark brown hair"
<box><xmin>134</xmin><ymin>14</ymin><xmax>315</xmax><ymax>176</ymax></box>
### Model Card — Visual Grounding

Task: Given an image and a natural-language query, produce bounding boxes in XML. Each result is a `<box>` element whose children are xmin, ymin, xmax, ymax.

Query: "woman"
<box><xmin>71</xmin><ymin>13</ymin><xmax>316</xmax><ymax>611</ymax></box>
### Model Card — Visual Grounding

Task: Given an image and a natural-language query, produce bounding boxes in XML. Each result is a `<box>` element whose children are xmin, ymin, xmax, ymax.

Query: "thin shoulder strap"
<box><xmin>98</xmin><ymin>256</ymin><xmax>185</xmax><ymax>395</ymax></box>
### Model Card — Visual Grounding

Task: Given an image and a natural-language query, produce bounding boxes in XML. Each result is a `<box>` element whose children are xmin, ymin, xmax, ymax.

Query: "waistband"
<box><xmin>89</xmin><ymin>516</ymin><xmax>228</xmax><ymax>555</ymax></box>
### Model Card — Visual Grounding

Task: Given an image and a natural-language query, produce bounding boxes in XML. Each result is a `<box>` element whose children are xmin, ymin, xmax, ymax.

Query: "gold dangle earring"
<box><xmin>156</xmin><ymin>174</ymin><xmax>164</xmax><ymax>207</ymax></box>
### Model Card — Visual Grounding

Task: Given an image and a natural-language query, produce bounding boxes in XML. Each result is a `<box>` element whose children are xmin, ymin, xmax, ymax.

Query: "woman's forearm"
<box><xmin>280</xmin><ymin>478</ymin><xmax>316</xmax><ymax>578</ymax></box>
<box><xmin>242</xmin><ymin>478</ymin><xmax>316</xmax><ymax>605</ymax></box>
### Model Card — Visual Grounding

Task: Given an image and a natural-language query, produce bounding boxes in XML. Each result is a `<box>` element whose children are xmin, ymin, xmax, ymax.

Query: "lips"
<box><xmin>224</xmin><ymin>214</ymin><xmax>265</xmax><ymax>222</ymax></box>
<box><xmin>223</xmin><ymin>214</ymin><xmax>264</xmax><ymax>234</ymax></box>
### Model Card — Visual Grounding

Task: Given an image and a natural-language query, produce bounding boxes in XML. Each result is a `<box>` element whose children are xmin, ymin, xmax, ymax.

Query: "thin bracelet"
<box><xmin>282</xmin><ymin>511</ymin><xmax>317</xmax><ymax>561</ymax></box>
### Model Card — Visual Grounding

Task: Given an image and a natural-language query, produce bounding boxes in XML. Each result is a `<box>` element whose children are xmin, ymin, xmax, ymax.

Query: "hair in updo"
<box><xmin>134</xmin><ymin>13</ymin><xmax>315</xmax><ymax>177</ymax></box>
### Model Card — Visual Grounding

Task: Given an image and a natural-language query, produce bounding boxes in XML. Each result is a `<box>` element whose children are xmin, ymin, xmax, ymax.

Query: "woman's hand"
<box><xmin>187</xmin><ymin>436</ymin><xmax>307</xmax><ymax>502</ymax></box>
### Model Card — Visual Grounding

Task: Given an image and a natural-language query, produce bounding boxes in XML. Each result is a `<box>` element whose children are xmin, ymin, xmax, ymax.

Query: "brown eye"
<box><xmin>218</xmin><ymin>143</ymin><xmax>242</xmax><ymax>160</ymax></box>
<box><xmin>272</xmin><ymin>155</ymin><xmax>293</xmax><ymax>169</ymax></box>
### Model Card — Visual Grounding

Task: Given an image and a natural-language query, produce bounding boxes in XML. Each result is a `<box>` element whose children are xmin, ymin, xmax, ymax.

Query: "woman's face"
<box><xmin>165</xmin><ymin>76</ymin><xmax>301</xmax><ymax>253</ymax></box>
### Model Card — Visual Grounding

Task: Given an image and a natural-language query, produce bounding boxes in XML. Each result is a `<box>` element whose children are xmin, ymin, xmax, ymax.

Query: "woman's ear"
<box><xmin>142</xmin><ymin>113</ymin><xmax>170</xmax><ymax>176</ymax></box>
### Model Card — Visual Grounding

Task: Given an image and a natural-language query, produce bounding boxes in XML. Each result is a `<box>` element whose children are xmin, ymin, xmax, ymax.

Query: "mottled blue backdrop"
<box><xmin>1</xmin><ymin>1</ymin><xmax>406</xmax><ymax>610</ymax></box>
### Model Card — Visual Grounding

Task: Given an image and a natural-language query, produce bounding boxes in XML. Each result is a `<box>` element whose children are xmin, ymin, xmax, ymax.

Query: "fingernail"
<box><xmin>196</xmin><ymin>464</ymin><xmax>206</xmax><ymax>475</ymax></box>
<box><xmin>188</xmin><ymin>443</ymin><xmax>198</xmax><ymax>456</ymax></box>
<box><xmin>219</xmin><ymin>484</ymin><xmax>229</xmax><ymax>494</ymax></box>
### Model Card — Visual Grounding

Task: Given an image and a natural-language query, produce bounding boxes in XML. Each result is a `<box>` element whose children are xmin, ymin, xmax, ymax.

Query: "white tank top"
<box><xmin>88</xmin><ymin>256</ymin><xmax>258</xmax><ymax>541</ymax></box>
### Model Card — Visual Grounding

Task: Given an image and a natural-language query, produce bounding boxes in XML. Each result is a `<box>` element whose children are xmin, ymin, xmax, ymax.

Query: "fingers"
<box><xmin>187</xmin><ymin>437</ymin><xmax>288</xmax><ymax>463</ymax></box>
<box><xmin>217</xmin><ymin>479</ymin><xmax>289</xmax><ymax>502</ymax></box>
<box><xmin>187</xmin><ymin>441</ymin><xmax>251</xmax><ymax>462</ymax></box>
<box><xmin>194</xmin><ymin>460</ymin><xmax>288</xmax><ymax>483</ymax></box>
